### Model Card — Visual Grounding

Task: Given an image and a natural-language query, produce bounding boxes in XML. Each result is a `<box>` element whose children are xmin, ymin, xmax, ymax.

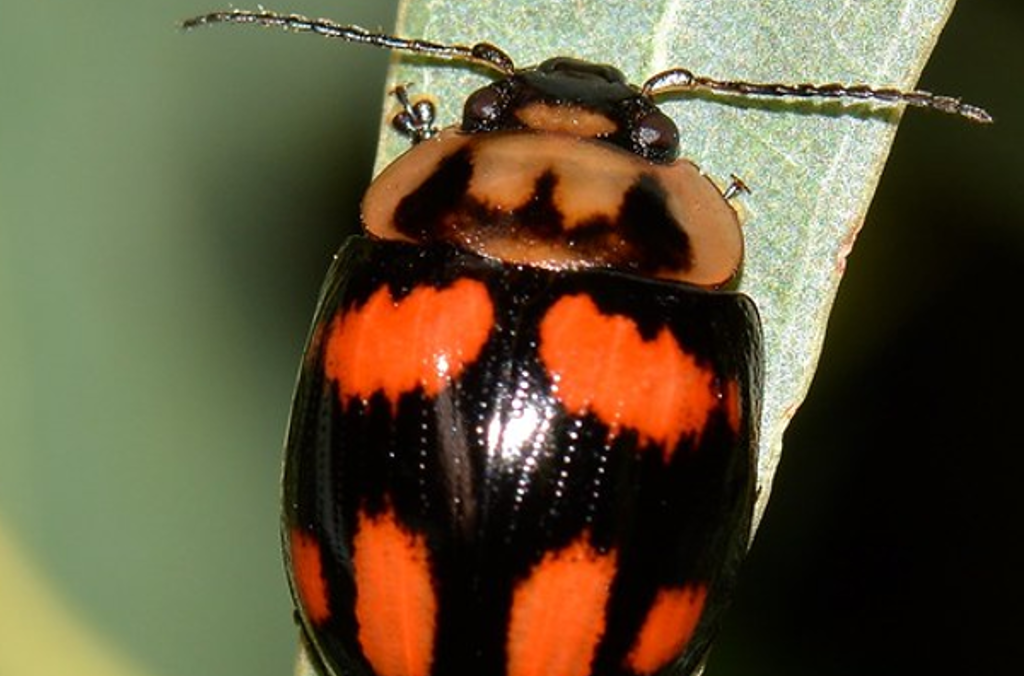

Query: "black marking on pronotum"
<box><xmin>392</xmin><ymin>147</ymin><xmax>476</xmax><ymax>240</ymax></box>
<box><xmin>392</xmin><ymin>152</ymin><xmax>692</xmax><ymax>278</ymax></box>
<box><xmin>616</xmin><ymin>174</ymin><xmax>693</xmax><ymax>275</ymax></box>
<box><xmin>513</xmin><ymin>170</ymin><xmax>564</xmax><ymax>238</ymax></box>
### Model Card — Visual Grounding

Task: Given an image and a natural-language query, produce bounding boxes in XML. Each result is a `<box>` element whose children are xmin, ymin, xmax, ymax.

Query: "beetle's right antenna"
<box><xmin>642</xmin><ymin>68</ymin><xmax>993</xmax><ymax>124</ymax></box>
<box><xmin>181</xmin><ymin>9</ymin><xmax>516</xmax><ymax>75</ymax></box>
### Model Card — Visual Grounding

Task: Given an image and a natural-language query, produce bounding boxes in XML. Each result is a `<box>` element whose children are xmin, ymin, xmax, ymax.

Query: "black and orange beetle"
<box><xmin>184</xmin><ymin>9</ymin><xmax>991</xmax><ymax>676</ymax></box>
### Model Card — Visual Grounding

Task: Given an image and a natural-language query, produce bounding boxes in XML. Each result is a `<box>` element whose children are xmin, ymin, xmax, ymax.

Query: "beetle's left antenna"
<box><xmin>181</xmin><ymin>9</ymin><xmax>515</xmax><ymax>75</ymax></box>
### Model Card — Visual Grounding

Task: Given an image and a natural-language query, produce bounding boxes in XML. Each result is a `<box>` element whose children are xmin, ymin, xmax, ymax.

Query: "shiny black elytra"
<box><xmin>285</xmin><ymin>237</ymin><xmax>762</xmax><ymax>676</ymax></box>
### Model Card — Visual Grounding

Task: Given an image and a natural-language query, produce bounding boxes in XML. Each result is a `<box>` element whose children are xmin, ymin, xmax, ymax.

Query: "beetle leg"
<box><xmin>723</xmin><ymin>173</ymin><xmax>751</xmax><ymax>201</ymax></box>
<box><xmin>390</xmin><ymin>85</ymin><xmax>439</xmax><ymax>144</ymax></box>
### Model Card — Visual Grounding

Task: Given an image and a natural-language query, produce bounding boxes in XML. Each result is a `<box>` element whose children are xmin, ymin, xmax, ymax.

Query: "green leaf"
<box><xmin>298</xmin><ymin>0</ymin><xmax>960</xmax><ymax>673</ymax></box>
<box><xmin>375</xmin><ymin>0</ymin><xmax>958</xmax><ymax>527</ymax></box>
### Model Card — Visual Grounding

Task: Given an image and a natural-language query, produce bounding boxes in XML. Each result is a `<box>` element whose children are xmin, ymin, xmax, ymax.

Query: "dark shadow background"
<box><xmin>0</xmin><ymin>2</ymin><xmax>1019</xmax><ymax>676</ymax></box>
<box><xmin>714</xmin><ymin>3</ymin><xmax>1024</xmax><ymax>675</ymax></box>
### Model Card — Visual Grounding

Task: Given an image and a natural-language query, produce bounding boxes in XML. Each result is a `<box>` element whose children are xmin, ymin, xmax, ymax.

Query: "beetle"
<box><xmin>183</xmin><ymin>9</ymin><xmax>991</xmax><ymax>676</ymax></box>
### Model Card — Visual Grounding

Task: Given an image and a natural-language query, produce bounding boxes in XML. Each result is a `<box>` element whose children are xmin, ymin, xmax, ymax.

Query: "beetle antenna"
<box><xmin>641</xmin><ymin>68</ymin><xmax>993</xmax><ymax>124</ymax></box>
<box><xmin>181</xmin><ymin>8</ymin><xmax>516</xmax><ymax>75</ymax></box>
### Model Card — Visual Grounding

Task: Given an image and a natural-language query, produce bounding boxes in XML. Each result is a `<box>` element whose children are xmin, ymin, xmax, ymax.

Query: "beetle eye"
<box><xmin>634</xmin><ymin>110</ymin><xmax>679</xmax><ymax>159</ymax></box>
<box><xmin>463</xmin><ymin>86</ymin><xmax>505</xmax><ymax>129</ymax></box>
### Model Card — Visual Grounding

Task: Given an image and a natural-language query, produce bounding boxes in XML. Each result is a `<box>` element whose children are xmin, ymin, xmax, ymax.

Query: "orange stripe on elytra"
<box><xmin>723</xmin><ymin>378</ymin><xmax>742</xmax><ymax>435</ymax></box>
<box><xmin>626</xmin><ymin>584</ymin><xmax>708</xmax><ymax>675</ymax></box>
<box><xmin>353</xmin><ymin>505</ymin><xmax>437</xmax><ymax>676</ymax></box>
<box><xmin>539</xmin><ymin>294</ymin><xmax>716</xmax><ymax>460</ymax></box>
<box><xmin>289</xmin><ymin>528</ymin><xmax>331</xmax><ymax>625</ymax></box>
<box><xmin>507</xmin><ymin>535</ymin><xmax>617</xmax><ymax>676</ymax></box>
<box><xmin>325</xmin><ymin>278</ymin><xmax>493</xmax><ymax>409</ymax></box>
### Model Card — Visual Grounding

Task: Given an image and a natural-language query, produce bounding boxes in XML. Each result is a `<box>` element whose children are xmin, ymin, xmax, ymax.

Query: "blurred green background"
<box><xmin>0</xmin><ymin>2</ymin><xmax>1019</xmax><ymax>676</ymax></box>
